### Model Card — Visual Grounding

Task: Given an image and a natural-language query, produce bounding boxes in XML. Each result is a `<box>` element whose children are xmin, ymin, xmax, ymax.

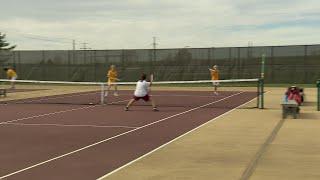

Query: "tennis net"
<box><xmin>0</xmin><ymin>78</ymin><xmax>264</xmax><ymax>108</ymax></box>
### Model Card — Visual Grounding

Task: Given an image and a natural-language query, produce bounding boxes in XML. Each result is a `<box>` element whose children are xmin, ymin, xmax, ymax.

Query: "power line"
<box><xmin>0</xmin><ymin>27</ymin><xmax>83</xmax><ymax>49</ymax></box>
<box><xmin>20</xmin><ymin>36</ymin><xmax>71</xmax><ymax>44</ymax></box>
<box><xmin>0</xmin><ymin>27</ymin><xmax>74</xmax><ymax>41</ymax></box>
<box><xmin>80</xmin><ymin>42</ymin><xmax>91</xmax><ymax>50</ymax></box>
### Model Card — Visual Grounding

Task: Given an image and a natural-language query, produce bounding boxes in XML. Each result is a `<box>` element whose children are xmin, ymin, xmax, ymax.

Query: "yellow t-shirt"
<box><xmin>211</xmin><ymin>70</ymin><xmax>219</xmax><ymax>80</ymax></box>
<box><xmin>7</xmin><ymin>69</ymin><xmax>17</xmax><ymax>78</ymax></box>
<box><xmin>107</xmin><ymin>70</ymin><xmax>118</xmax><ymax>83</ymax></box>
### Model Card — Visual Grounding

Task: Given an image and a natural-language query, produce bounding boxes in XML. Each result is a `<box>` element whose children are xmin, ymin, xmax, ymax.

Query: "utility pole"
<box><xmin>72</xmin><ymin>40</ymin><xmax>76</xmax><ymax>50</ymax></box>
<box><xmin>71</xmin><ymin>40</ymin><xmax>76</xmax><ymax>64</ymax></box>
<box><xmin>80</xmin><ymin>42</ymin><xmax>90</xmax><ymax>50</ymax></box>
<box><xmin>152</xmin><ymin>37</ymin><xmax>158</xmax><ymax>61</ymax></box>
<box><xmin>80</xmin><ymin>42</ymin><xmax>91</xmax><ymax>64</ymax></box>
<box><xmin>151</xmin><ymin>37</ymin><xmax>158</xmax><ymax>74</ymax></box>
<box><xmin>152</xmin><ymin>37</ymin><xmax>157</xmax><ymax>50</ymax></box>
<box><xmin>152</xmin><ymin>37</ymin><xmax>158</xmax><ymax>60</ymax></box>
<box><xmin>248</xmin><ymin>41</ymin><xmax>253</xmax><ymax>59</ymax></box>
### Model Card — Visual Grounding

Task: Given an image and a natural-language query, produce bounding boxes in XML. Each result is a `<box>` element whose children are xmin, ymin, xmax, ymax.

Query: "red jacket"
<box><xmin>286</xmin><ymin>88</ymin><xmax>302</xmax><ymax>105</ymax></box>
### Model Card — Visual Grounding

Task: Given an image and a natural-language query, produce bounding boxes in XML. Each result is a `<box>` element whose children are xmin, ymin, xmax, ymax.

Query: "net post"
<box><xmin>258</xmin><ymin>78</ymin><xmax>264</xmax><ymax>109</ymax></box>
<box><xmin>317</xmin><ymin>79</ymin><xmax>320</xmax><ymax>111</ymax></box>
<box><xmin>100</xmin><ymin>83</ymin><xmax>105</xmax><ymax>105</ymax></box>
<box><xmin>261</xmin><ymin>54</ymin><xmax>266</xmax><ymax>79</ymax></box>
<box><xmin>259</xmin><ymin>53</ymin><xmax>266</xmax><ymax>109</ymax></box>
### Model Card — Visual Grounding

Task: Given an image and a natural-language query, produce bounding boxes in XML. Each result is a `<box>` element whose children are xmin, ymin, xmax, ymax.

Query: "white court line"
<box><xmin>97</xmin><ymin>92</ymin><xmax>257</xmax><ymax>180</ymax></box>
<box><xmin>151</xmin><ymin>94</ymin><xmax>229</xmax><ymax>97</ymax></box>
<box><xmin>0</xmin><ymin>91</ymin><xmax>98</xmax><ymax>105</ymax></box>
<box><xmin>20</xmin><ymin>91</ymin><xmax>98</xmax><ymax>103</ymax></box>
<box><xmin>0</xmin><ymin>92</ymin><xmax>243</xmax><ymax>179</ymax></box>
<box><xmin>0</xmin><ymin>105</ymin><xmax>98</xmax><ymax>125</ymax></box>
<box><xmin>118</xmin><ymin>93</ymin><xmax>239</xmax><ymax>98</ymax></box>
<box><xmin>0</xmin><ymin>99</ymin><xmax>132</xmax><ymax>126</ymax></box>
<box><xmin>106</xmin><ymin>99</ymin><xmax>129</xmax><ymax>105</ymax></box>
<box><xmin>2</xmin><ymin>123</ymin><xmax>138</xmax><ymax>129</ymax></box>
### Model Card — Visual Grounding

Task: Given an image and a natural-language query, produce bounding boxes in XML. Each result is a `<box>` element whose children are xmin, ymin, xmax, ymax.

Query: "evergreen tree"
<box><xmin>0</xmin><ymin>32</ymin><xmax>16</xmax><ymax>67</ymax></box>
<box><xmin>0</xmin><ymin>32</ymin><xmax>16</xmax><ymax>50</ymax></box>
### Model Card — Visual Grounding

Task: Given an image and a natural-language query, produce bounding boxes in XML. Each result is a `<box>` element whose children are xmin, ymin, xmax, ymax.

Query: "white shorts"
<box><xmin>212</xmin><ymin>82</ymin><xmax>219</xmax><ymax>86</ymax></box>
<box><xmin>10</xmin><ymin>76</ymin><xmax>17</xmax><ymax>81</ymax></box>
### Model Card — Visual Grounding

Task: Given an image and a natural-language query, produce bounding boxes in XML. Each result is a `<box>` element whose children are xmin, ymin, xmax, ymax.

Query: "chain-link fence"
<box><xmin>1</xmin><ymin>44</ymin><xmax>319</xmax><ymax>83</ymax></box>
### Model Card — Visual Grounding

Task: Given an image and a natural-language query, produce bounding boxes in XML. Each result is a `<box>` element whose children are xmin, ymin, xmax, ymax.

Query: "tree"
<box><xmin>0</xmin><ymin>32</ymin><xmax>16</xmax><ymax>68</ymax></box>
<box><xmin>0</xmin><ymin>32</ymin><xmax>16</xmax><ymax>50</ymax></box>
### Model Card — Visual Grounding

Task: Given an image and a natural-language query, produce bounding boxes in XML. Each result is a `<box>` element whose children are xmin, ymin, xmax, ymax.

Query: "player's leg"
<box><xmin>105</xmin><ymin>84</ymin><xmax>112</xmax><ymax>97</ymax></box>
<box><xmin>150</xmin><ymin>98</ymin><xmax>158</xmax><ymax>111</ymax></box>
<box><xmin>214</xmin><ymin>84</ymin><xmax>218</xmax><ymax>95</ymax></box>
<box><xmin>10</xmin><ymin>77</ymin><xmax>16</xmax><ymax>89</ymax></box>
<box><xmin>113</xmin><ymin>84</ymin><xmax>118</xmax><ymax>96</ymax></box>
<box><xmin>144</xmin><ymin>95</ymin><xmax>158</xmax><ymax>111</ymax></box>
<box><xmin>125</xmin><ymin>98</ymin><xmax>136</xmax><ymax>111</ymax></box>
<box><xmin>212</xmin><ymin>82</ymin><xmax>218</xmax><ymax>95</ymax></box>
<box><xmin>10</xmin><ymin>81</ymin><xmax>14</xmax><ymax>89</ymax></box>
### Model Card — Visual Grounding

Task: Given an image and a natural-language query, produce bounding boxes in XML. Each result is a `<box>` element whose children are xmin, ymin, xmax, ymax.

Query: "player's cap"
<box><xmin>290</xmin><ymin>85</ymin><xmax>297</xmax><ymax>90</ymax></box>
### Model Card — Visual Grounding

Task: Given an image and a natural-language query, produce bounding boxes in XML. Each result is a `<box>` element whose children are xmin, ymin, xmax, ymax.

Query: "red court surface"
<box><xmin>0</xmin><ymin>90</ymin><xmax>257</xmax><ymax>180</ymax></box>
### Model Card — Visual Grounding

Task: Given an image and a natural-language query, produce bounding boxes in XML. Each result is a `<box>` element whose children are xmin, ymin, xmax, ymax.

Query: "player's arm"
<box><xmin>108</xmin><ymin>71</ymin><xmax>120</xmax><ymax>81</ymax></box>
<box><xmin>108</xmin><ymin>77</ymin><xmax>119</xmax><ymax>81</ymax></box>
<box><xmin>107</xmin><ymin>71</ymin><xmax>115</xmax><ymax>80</ymax></box>
<box><xmin>7</xmin><ymin>71</ymin><xmax>11</xmax><ymax>79</ymax></box>
<box><xmin>114</xmin><ymin>71</ymin><xmax>120</xmax><ymax>81</ymax></box>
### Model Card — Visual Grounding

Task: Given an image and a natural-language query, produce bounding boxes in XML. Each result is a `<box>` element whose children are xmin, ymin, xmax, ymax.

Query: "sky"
<box><xmin>1</xmin><ymin>0</ymin><xmax>319</xmax><ymax>50</ymax></box>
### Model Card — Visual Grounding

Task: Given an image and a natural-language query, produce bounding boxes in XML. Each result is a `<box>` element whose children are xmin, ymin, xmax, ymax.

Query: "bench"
<box><xmin>0</xmin><ymin>89</ymin><xmax>7</xmax><ymax>97</ymax></box>
<box><xmin>281</xmin><ymin>100</ymin><xmax>299</xmax><ymax>119</ymax></box>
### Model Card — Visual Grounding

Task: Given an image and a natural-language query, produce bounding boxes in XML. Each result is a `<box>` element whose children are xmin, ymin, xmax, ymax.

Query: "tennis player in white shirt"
<box><xmin>125</xmin><ymin>73</ymin><xmax>158</xmax><ymax>111</ymax></box>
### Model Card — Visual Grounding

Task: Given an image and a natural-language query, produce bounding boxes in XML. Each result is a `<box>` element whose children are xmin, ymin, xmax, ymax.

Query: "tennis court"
<box><xmin>0</xmin><ymin>79</ymin><xmax>261</xmax><ymax>180</ymax></box>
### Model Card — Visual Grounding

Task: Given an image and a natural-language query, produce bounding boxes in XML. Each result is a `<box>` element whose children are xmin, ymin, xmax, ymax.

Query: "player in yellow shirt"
<box><xmin>209</xmin><ymin>65</ymin><xmax>219</xmax><ymax>95</ymax></box>
<box><xmin>105</xmin><ymin>65</ymin><xmax>119</xmax><ymax>96</ymax></box>
<box><xmin>4</xmin><ymin>67</ymin><xmax>18</xmax><ymax>89</ymax></box>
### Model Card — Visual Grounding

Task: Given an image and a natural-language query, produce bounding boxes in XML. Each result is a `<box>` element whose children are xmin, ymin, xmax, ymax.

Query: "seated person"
<box><xmin>285</xmin><ymin>86</ymin><xmax>303</xmax><ymax>105</ymax></box>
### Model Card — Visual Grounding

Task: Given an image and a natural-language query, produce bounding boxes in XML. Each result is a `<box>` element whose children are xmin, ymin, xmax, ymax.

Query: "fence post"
<box><xmin>257</xmin><ymin>79</ymin><xmax>260</xmax><ymax>108</ymax></box>
<box><xmin>93</xmin><ymin>50</ymin><xmax>97</xmax><ymax>81</ymax></box>
<box><xmin>317</xmin><ymin>79</ymin><xmax>320</xmax><ymax>111</ymax></box>
<box><xmin>260</xmin><ymin>78</ymin><xmax>264</xmax><ymax>109</ymax></box>
<box><xmin>100</xmin><ymin>83</ymin><xmax>105</xmax><ymax>105</ymax></box>
<box><xmin>42</xmin><ymin>50</ymin><xmax>46</xmax><ymax>80</ymax></box>
<box><xmin>67</xmin><ymin>50</ymin><xmax>71</xmax><ymax>81</ymax></box>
